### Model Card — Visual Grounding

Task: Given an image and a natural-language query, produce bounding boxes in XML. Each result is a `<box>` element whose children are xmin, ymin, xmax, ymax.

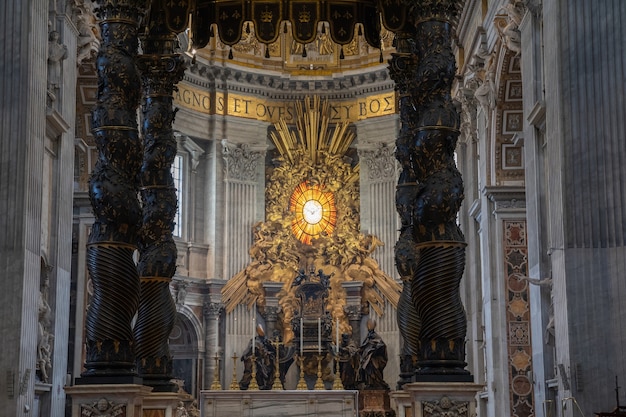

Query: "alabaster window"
<box><xmin>289</xmin><ymin>181</ymin><xmax>337</xmax><ymax>245</ymax></box>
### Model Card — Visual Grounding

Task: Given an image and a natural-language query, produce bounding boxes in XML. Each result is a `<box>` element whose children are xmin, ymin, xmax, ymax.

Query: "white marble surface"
<box><xmin>201</xmin><ymin>390</ymin><xmax>358</xmax><ymax>417</ymax></box>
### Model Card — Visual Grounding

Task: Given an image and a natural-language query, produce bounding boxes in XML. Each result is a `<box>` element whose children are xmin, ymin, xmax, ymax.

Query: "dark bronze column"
<box><xmin>81</xmin><ymin>0</ymin><xmax>145</xmax><ymax>381</ymax></box>
<box><xmin>395</xmin><ymin>0</ymin><xmax>472</xmax><ymax>381</ymax></box>
<box><xmin>134</xmin><ymin>5</ymin><xmax>187</xmax><ymax>391</ymax></box>
<box><xmin>389</xmin><ymin>27</ymin><xmax>421</xmax><ymax>388</ymax></box>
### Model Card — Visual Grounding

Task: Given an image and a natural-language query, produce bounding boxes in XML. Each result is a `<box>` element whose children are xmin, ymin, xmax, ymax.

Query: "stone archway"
<box><xmin>169</xmin><ymin>310</ymin><xmax>202</xmax><ymax>398</ymax></box>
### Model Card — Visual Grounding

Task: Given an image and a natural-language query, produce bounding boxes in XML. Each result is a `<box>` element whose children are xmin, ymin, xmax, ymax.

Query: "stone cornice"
<box><xmin>483</xmin><ymin>185</ymin><xmax>526</xmax><ymax>213</ymax></box>
<box><xmin>184</xmin><ymin>57</ymin><xmax>395</xmax><ymax>100</ymax></box>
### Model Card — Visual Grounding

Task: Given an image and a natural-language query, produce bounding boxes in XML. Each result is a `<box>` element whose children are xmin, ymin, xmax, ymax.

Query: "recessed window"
<box><xmin>171</xmin><ymin>154</ymin><xmax>183</xmax><ymax>238</ymax></box>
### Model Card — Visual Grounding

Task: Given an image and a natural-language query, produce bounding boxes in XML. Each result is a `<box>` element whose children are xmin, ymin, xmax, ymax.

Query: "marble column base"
<box><xmin>65</xmin><ymin>384</ymin><xmax>153</xmax><ymax>417</ymax></box>
<box><xmin>394</xmin><ymin>382</ymin><xmax>483</xmax><ymax>417</ymax></box>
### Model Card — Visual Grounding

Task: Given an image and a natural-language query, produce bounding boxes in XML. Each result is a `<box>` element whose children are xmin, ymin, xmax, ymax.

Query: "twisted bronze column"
<box><xmin>394</xmin><ymin>0</ymin><xmax>472</xmax><ymax>380</ymax></box>
<box><xmin>389</xmin><ymin>27</ymin><xmax>421</xmax><ymax>388</ymax></box>
<box><xmin>82</xmin><ymin>0</ymin><xmax>145</xmax><ymax>380</ymax></box>
<box><xmin>134</xmin><ymin>7</ymin><xmax>187</xmax><ymax>391</ymax></box>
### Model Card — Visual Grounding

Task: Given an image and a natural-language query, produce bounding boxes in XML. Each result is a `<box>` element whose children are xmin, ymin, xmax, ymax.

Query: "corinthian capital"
<box><xmin>203</xmin><ymin>301</ymin><xmax>223</xmax><ymax>318</ymax></box>
<box><xmin>222</xmin><ymin>141</ymin><xmax>263</xmax><ymax>182</ymax></box>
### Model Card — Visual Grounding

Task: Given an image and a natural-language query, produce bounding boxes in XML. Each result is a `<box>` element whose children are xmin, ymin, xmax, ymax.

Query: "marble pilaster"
<box><xmin>220</xmin><ymin>141</ymin><xmax>265</xmax><ymax>280</ymax></box>
<box><xmin>0</xmin><ymin>0</ymin><xmax>50</xmax><ymax>415</ymax></box>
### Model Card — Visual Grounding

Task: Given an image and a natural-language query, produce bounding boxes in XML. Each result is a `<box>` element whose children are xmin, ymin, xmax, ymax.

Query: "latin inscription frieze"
<box><xmin>174</xmin><ymin>82</ymin><xmax>396</xmax><ymax>122</ymax></box>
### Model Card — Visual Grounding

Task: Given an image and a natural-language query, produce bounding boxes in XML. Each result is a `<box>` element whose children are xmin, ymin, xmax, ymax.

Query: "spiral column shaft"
<box><xmin>134</xmin><ymin>11</ymin><xmax>186</xmax><ymax>390</ymax></box>
<box><xmin>389</xmin><ymin>27</ymin><xmax>421</xmax><ymax>387</ymax></box>
<box><xmin>82</xmin><ymin>0</ymin><xmax>145</xmax><ymax>379</ymax></box>
<box><xmin>393</xmin><ymin>0</ymin><xmax>471</xmax><ymax>380</ymax></box>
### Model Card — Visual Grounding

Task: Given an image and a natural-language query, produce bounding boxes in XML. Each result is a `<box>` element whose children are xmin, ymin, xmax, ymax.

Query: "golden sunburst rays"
<box><xmin>269</xmin><ymin>96</ymin><xmax>356</xmax><ymax>165</ymax></box>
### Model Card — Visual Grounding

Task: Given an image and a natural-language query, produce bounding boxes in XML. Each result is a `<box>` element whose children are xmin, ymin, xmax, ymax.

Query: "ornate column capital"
<box><xmin>262</xmin><ymin>305</ymin><xmax>280</xmax><ymax>322</ymax></box>
<box><xmin>221</xmin><ymin>141</ymin><xmax>264</xmax><ymax>182</ymax></box>
<box><xmin>203</xmin><ymin>301</ymin><xmax>224</xmax><ymax>319</ymax></box>
<box><xmin>92</xmin><ymin>0</ymin><xmax>146</xmax><ymax>23</ymax></box>
<box><xmin>455</xmin><ymin>81</ymin><xmax>480</xmax><ymax>145</ymax></box>
<box><xmin>405</xmin><ymin>0</ymin><xmax>464</xmax><ymax>24</ymax></box>
<box><xmin>358</xmin><ymin>143</ymin><xmax>398</xmax><ymax>182</ymax></box>
<box><xmin>344</xmin><ymin>305</ymin><xmax>362</xmax><ymax>321</ymax></box>
<box><xmin>137</xmin><ymin>54</ymin><xmax>186</xmax><ymax>97</ymax></box>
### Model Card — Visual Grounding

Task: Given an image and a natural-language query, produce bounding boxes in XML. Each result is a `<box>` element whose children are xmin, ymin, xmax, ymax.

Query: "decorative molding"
<box><xmin>175</xmin><ymin>132</ymin><xmax>205</xmax><ymax>172</ymax></box>
<box><xmin>46</xmin><ymin>108</ymin><xmax>70</xmax><ymax>138</ymax></box>
<box><xmin>527</xmin><ymin>100</ymin><xmax>546</xmax><ymax>133</ymax></box>
<box><xmin>502</xmin><ymin>220</ymin><xmax>535</xmax><ymax>416</ymax></box>
<box><xmin>469</xmin><ymin>198</ymin><xmax>481</xmax><ymax>223</ymax></box>
<box><xmin>184</xmin><ymin>61</ymin><xmax>394</xmax><ymax>101</ymax></box>
<box><xmin>80</xmin><ymin>398</ymin><xmax>126</xmax><ymax>416</ymax></box>
<box><xmin>484</xmin><ymin>186</ymin><xmax>526</xmax><ymax>212</ymax></box>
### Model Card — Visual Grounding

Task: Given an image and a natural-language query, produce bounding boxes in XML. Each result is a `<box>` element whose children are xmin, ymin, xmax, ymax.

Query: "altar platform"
<box><xmin>200</xmin><ymin>390</ymin><xmax>358</xmax><ymax>417</ymax></box>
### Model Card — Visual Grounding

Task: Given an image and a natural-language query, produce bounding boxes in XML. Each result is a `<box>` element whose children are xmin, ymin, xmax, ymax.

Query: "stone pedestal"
<box><xmin>389</xmin><ymin>390</ymin><xmax>411</xmax><ymax>417</ymax></box>
<box><xmin>359</xmin><ymin>389</ymin><xmax>395</xmax><ymax>417</ymax></box>
<box><xmin>65</xmin><ymin>384</ymin><xmax>153</xmax><ymax>417</ymax></box>
<box><xmin>398</xmin><ymin>382</ymin><xmax>483</xmax><ymax>417</ymax></box>
<box><xmin>143</xmin><ymin>391</ymin><xmax>192</xmax><ymax>417</ymax></box>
